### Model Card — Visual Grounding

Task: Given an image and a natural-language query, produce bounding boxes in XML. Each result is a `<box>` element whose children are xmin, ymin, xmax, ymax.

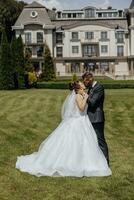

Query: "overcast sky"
<box><xmin>21</xmin><ymin>0</ymin><xmax>132</xmax><ymax>10</ymax></box>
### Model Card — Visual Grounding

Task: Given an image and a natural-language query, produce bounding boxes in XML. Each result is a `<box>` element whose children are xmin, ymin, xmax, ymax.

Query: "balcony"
<box><xmin>25</xmin><ymin>46</ymin><xmax>44</xmax><ymax>60</ymax></box>
<box><xmin>116</xmin><ymin>38</ymin><xmax>124</xmax><ymax>44</ymax></box>
<box><xmin>70</xmin><ymin>38</ymin><xmax>81</xmax><ymax>42</ymax></box>
<box><xmin>81</xmin><ymin>38</ymin><xmax>99</xmax><ymax>44</ymax></box>
<box><xmin>37</xmin><ymin>39</ymin><xmax>44</xmax><ymax>44</ymax></box>
<box><xmin>82</xmin><ymin>44</ymin><xmax>99</xmax><ymax>57</ymax></box>
<box><xmin>56</xmin><ymin>38</ymin><xmax>63</xmax><ymax>44</ymax></box>
<box><xmin>83</xmin><ymin>53</ymin><xmax>98</xmax><ymax>57</ymax></box>
<box><xmin>24</xmin><ymin>36</ymin><xmax>44</xmax><ymax>46</ymax></box>
<box><xmin>24</xmin><ymin>41</ymin><xmax>45</xmax><ymax>46</ymax></box>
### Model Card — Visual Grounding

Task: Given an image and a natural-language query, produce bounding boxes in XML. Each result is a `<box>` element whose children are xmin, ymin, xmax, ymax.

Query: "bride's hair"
<box><xmin>69</xmin><ymin>81</ymin><xmax>81</xmax><ymax>94</ymax></box>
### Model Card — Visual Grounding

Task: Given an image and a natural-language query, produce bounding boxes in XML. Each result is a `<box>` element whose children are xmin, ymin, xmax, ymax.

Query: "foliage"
<box><xmin>24</xmin><ymin>48</ymin><xmax>34</xmax><ymax>72</ymax></box>
<box><xmin>72</xmin><ymin>73</ymin><xmax>78</xmax><ymax>81</ymax></box>
<box><xmin>0</xmin><ymin>30</ymin><xmax>14</xmax><ymax>89</ymax></box>
<box><xmin>28</xmin><ymin>71</ymin><xmax>37</xmax><ymax>87</ymax></box>
<box><xmin>24</xmin><ymin>48</ymin><xmax>35</xmax><ymax>88</ymax></box>
<box><xmin>37</xmin><ymin>82</ymin><xmax>68</xmax><ymax>89</ymax></box>
<box><xmin>0</xmin><ymin>0</ymin><xmax>27</xmax><ymax>42</ymax></box>
<box><xmin>36</xmin><ymin>81</ymin><xmax>134</xmax><ymax>89</ymax></box>
<box><xmin>10</xmin><ymin>35</ymin><xmax>25</xmax><ymax>89</ymax></box>
<box><xmin>42</xmin><ymin>43</ymin><xmax>56</xmax><ymax>81</ymax></box>
<box><xmin>10</xmin><ymin>35</ymin><xmax>18</xmax><ymax>88</ymax></box>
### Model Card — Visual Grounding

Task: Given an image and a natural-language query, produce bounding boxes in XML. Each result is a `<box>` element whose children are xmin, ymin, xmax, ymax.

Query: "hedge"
<box><xmin>36</xmin><ymin>81</ymin><xmax>134</xmax><ymax>89</ymax></box>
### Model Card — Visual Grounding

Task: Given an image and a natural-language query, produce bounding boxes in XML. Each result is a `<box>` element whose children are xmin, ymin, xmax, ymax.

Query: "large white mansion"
<box><xmin>12</xmin><ymin>0</ymin><xmax>134</xmax><ymax>79</ymax></box>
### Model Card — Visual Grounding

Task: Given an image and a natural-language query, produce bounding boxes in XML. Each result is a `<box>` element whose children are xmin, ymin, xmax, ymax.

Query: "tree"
<box><xmin>24</xmin><ymin>48</ymin><xmax>34</xmax><ymax>72</ymax></box>
<box><xmin>10</xmin><ymin>35</ymin><xmax>18</xmax><ymax>88</ymax></box>
<box><xmin>72</xmin><ymin>74</ymin><xmax>78</xmax><ymax>81</ymax></box>
<box><xmin>16</xmin><ymin>35</ymin><xmax>25</xmax><ymax>88</ymax></box>
<box><xmin>10</xmin><ymin>35</ymin><xmax>25</xmax><ymax>89</ymax></box>
<box><xmin>42</xmin><ymin>43</ymin><xmax>56</xmax><ymax>81</ymax></box>
<box><xmin>0</xmin><ymin>30</ymin><xmax>14</xmax><ymax>89</ymax></box>
<box><xmin>0</xmin><ymin>0</ymin><xmax>27</xmax><ymax>42</ymax></box>
<box><xmin>24</xmin><ymin>48</ymin><xmax>34</xmax><ymax>88</ymax></box>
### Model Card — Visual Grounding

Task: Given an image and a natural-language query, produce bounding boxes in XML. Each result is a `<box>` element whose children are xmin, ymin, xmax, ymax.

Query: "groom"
<box><xmin>82</xmin><ymin>72</ymin><xmax>109</xmax><ymax>165</ymax></box>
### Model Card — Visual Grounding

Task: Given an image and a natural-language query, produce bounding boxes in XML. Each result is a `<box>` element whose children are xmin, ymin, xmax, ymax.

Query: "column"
<box><xmin>131</xmin><ymin>61</ymin><xmax>134</xmax><ymax>75</ymax></box>
<box><xmin>80</xmin><ymin>63</ymin><xmax>84</xmax><ymax>73</ymax></box>
<box><xmin>66</xmin><ymin>63</ymin><xmax>71</xmax><ymax>74</ymax></box>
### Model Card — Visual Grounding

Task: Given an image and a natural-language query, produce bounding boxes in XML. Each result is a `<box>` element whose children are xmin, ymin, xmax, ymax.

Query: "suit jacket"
<box><xmin>87</xmin><ymin>82</ymin><xmax>105</xmax><ymax>123</ymax></box>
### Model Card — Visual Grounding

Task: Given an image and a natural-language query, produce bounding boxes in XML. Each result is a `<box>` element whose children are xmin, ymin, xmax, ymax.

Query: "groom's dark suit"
<box><xmin>87</xmin><ymin>82</ymin><xmax>109</xmax><ymax>165</ymax></box>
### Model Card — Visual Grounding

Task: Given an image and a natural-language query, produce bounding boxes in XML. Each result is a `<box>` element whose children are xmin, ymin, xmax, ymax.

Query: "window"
<box><xmin>31</xmin><ymin>11</ymin><xmax>38</xmax><ymax>18</ymax></box>
<box><xmin>116</xmin><ymin>32</ymin><xmax>124</xmax><ymax>43</ymax></box>
<box><xmin>108</xmin><ymin>13</ymin><xmax>112</xmax><ymax>17</ymax></box>
<box><xmin>85</xmin><ymin>9</ymin><xmax>95</xmax><ymax>18</ymax></box>
<box><xmin>83</xmin><ymin>45</ymin><xmax>97</xmax><ymax>56</ymax></box>
<box><xmin>77</xmin><ymin>13</ymin><xmax>82</xmax><ymax>18</ymax></box>
<box><xmin>37</xmin><ymin>32</ymin><xmax>43</xmax><ymax>43</ymax></box>
<box><xmin>73</xmin><ymin>13</ymin><xmax>76</xmax><ymax>18</ymax></box>
<box><xmin>72</xmin><ymin>32</ymin><xmax>79</xmax><ymax>41</ymax></box>
<box><xmin>56</xmin><ymin>47</ymin><xmax>63</xmax><ymax>57</ymax></box>
<box><xmin>103</xmin><ymin>13</ymin><xmax>107</xmax><ymax>17</ymax></box>
<box><xmin>98</xmin><ymin>13</ymin><xmax>102</xmax><ymax>17</ymax></box>
<box><xmin>101</xmin><ymin>31</ymin><xmax>108</xmax><ymax>40</ymax></box>
<box><xmin>72</xmin><ymin>46</ymin><xmax>79</xmax><ymax>54</ymax></box>
<box><xmin>100</xmin><ymin>62</ymin><xmax>109</xmax><ymax>72</ymax></box>
<box><xmin>119</xmin><ymin>10</ymin><xmax>123</xmax><ymax>17</ymax></box>
<box><xmin>85</xmin><ymin>32</ymin><xmax>94</xmax><ymax>40</ymax></box>
<box><xmin>37</xmin><ymin>47</ymin><xmax>43</xmax><ymax>57</ymax></box>
<box><xmin>56</xmin><ymin>32</ymin><xmax>63</xmax><ymax>44</ymax></box>
<box><xmin>25</xmin><ymin>32</ymin><xmax>31</xmax><ymax>44</ymax></box>
<box><xmin>68</xmin><ymin>13</ymin><xmax>71</xmax><ymax>18</ymax></box>
<box><xmin>71</xmin><ymin>63</ymin><xmax>80</xmax><ymax>73</ymax></box>
<box><xmin>113</xmin><ymin>13</ymin><xmax>118</xmax><ymax>17</ymax></box>
<box><xmin>101</xmin><ymin>45</ymin><xmax>108</xmax><ymax>53</ymax></box>
<box><xmin>57</xmin><ymin>12</ymin><xmax>61</xmax><ymax>18</ymax></box>
<box><xmin>84</xmin><ymin>62</ymin><xmax>96</xmax><ymax>72</ymax></box>
<box><xmin>117</xmin><ymin>46</ymin><xmax>124</xmax><ymax>56</ymax></box>
<box><xmin>62</xmin><ymin>13</ymin><xmax>66</xmax><ymax>18</ymax></box>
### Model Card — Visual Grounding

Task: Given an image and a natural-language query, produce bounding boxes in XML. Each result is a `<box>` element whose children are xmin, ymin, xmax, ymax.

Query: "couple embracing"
<box><xmin>16</xmin><ymin>72</ymin><xmax>112</xmax><ymax>177</ymax></box>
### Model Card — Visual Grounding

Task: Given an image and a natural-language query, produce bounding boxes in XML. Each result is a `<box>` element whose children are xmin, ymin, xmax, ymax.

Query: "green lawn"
<box><xmin>0</xmin><ymin>89</ymin><xmax>134</xmax><ymax>200</ymax></box>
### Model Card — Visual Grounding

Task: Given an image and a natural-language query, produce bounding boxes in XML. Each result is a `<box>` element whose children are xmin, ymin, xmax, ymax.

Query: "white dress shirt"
<box><xmin>92</xmin><ymin>81</ymin><xmax>97</xmax><ymax>88</ymax></box>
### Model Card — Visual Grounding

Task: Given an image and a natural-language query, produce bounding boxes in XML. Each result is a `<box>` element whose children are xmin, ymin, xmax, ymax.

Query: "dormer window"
<box><xmin>85</xmin><ymin>8</ymin><xmax>95</xmax><ymax>18</ymax></box>
<box><xmin>31</xmin><ymin>11</ymin><xmax>38</xmax><ymax>18</ymax></box>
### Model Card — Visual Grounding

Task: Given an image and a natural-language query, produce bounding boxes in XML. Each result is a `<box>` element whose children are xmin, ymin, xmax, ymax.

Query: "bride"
<box><xmin>16</xmin><ymin>81</ymin><xmax>112</xmax><ymax>177</ymax></box>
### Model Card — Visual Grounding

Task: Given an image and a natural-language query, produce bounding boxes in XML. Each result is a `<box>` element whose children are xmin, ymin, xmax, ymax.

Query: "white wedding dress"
<box><xmin>16</xmin><ymin>90</ymin><xmax>112</xmax><ymax>177</ymax></box>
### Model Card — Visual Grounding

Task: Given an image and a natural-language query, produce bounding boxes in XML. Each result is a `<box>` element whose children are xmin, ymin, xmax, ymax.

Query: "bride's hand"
<box><xmin>83</xmin><ymin>92</ymin><xmax>89</xmax><ymax>99</ymax></box>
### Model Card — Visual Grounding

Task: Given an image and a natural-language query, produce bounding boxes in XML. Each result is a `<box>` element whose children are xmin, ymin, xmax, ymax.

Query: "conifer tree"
<box><xmin>10</xmin><ymin>35</ymin><xmax>25</xmax><ymax>88</ymax></box>
<box><xmin>24</xmin><ymin>47</ymin><xmax>34</xmax><ymax>88</ymax></box>
<box><xmin>16</xmin><ymin>35</ymin><xmax>25</xmax><ymax>88</ymax></box>
<box><xmin>42</xmin><ymin>43</ymin><xmax>56</xmax><ymax>81</ymax></box>
<box><xmin>10</xmin><ymin>35</ymin><xmax>18</xmax><ymax>88</ymax></box>
<box><xmin>0</xmin><ymin>30</ymin><xmax>14</xmax><ymax>89</ymax></box>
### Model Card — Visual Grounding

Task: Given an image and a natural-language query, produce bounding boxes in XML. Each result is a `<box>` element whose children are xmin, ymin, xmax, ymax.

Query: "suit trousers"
<box><xmin>92</xmin><ymin>122</ymin><xmax>109</xmax><ymax>165</ymax></box>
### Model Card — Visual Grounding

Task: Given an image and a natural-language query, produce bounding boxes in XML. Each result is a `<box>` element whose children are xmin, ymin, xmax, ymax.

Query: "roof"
<box><xmin>14</xmin><ymin>2</ymin><xmax>52</xmax><ymax>27</ymax></box>
<box><xmin>52</xmin><ymin>19</ymin><xmax>128</xmax><ymax>30</ymax></box>
<box><xmin>130</xmin><ymin>0</ymin><xmax>134</xmax><ymax>9</ymax></box>
<box><xmin>25</xmin><ymin>1</ymin><xmax>46</xmax><ymax>8</ymax></box>
<box><xmin>13</xmin><ymin>1</ymin><xmax>128</xmax><ymax>30</ymax></box>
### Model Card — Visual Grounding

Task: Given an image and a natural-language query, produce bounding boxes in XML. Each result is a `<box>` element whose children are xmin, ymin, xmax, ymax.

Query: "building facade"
<box><xmin>12</xmin><ymin>1</ymin><xmax>134</xmax><ymax>79</ymax></box>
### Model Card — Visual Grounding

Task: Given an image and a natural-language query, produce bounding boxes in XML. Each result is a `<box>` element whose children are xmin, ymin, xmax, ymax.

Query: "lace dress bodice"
<box><xmin>61</xmin><ymin>91</ymin><xmax>87</xmax><ymax>120</ymax></box>
<box><xmin>75</xmin><ymin>94</ymin><xmax>88</xmax><ymax>117</ymax></box>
